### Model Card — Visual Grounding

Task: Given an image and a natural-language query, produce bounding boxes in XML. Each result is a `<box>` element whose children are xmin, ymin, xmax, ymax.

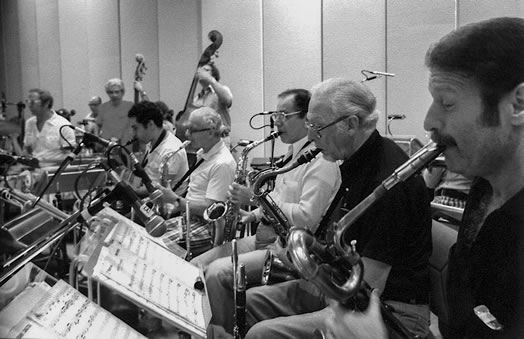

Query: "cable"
<box><xmin>59</xmin><ymin>125</ymin><xmax>75</xmax><ymax>149</ymax></box>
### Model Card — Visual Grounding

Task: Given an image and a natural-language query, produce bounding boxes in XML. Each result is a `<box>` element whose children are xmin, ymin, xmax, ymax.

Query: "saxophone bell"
<box><xmin>204</xmin><ymin>201</ymin><xmax>228</xmax><ymax>222</ymax></box>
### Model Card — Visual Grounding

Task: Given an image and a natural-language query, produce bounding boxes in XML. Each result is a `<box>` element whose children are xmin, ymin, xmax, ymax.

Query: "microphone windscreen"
<box><xmin>146</xmin><ymin>215</ymin><xmax>167</xmax><ymax>237</ymax></box>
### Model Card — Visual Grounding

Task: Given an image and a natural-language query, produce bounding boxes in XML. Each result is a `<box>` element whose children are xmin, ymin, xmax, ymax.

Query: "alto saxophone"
<box><xmin>153</xmin><ymin>140</ymin><xmax>191</xmax><ymax>217</ymax></box>
<box><xmin>286</xmin><ymin>141</ymin><xmax>444</xmax><ymax>338</ymax></box>
<box><xmin>250</xmin><ymin>148</ymin><xmax>321</xmax><ymax>285</ymax></box>
<box><xmin>204</xmin><ymin>131</ymin><xmax>282</xmax><ymax>244</ymax></box>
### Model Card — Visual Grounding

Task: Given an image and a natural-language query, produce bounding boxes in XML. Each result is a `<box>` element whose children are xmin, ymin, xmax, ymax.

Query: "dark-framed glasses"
<box><xmin>186</xmin><ymin>127</ymin><xmax>213</xmax><ymax>135</ymax></box>
<box><xmin>270</xmin><ymin>110</ymin><xmax>302</xmax><ymax>122</ymax></box>
<box><xmin>25</xmin><ymin>99</ymin><xmax>41</xmax><ymax>105</ymax></box>
<box><xmin>305</xmin><ymin>115</ymin><xmax>352</xmax><ymax>139</ymax></box>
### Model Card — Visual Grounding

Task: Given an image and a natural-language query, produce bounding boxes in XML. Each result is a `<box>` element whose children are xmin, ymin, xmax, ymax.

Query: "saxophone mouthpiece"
<box><xmin>265</xmin><ymin>131</ymin><xmax>282</xmax><ymax>141</ymax></box>
<box><xmin>296</xmin><ymin>148</ymin><xmax>321</xmax><ymax>165</ymax></box>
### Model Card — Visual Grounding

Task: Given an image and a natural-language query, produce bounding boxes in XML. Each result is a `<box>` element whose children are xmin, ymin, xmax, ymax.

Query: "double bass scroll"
<box><xmin>134</xmin><ymin>53</ymin><xmax>147</xmax><ymax>104</ymax></box>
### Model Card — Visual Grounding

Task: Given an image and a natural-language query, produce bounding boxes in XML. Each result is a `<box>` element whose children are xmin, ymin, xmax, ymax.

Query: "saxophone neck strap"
<box><xmin>172</xmin><ymin>158</ymin><xmax>204</xmax><ymax>192</ymax></box>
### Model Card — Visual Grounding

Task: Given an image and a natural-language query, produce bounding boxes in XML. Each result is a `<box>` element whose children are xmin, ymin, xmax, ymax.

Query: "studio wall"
<box><xmin>0</xmin><ymin>0</ymin><xmax>522</xmax><ymax>158</ymax></box>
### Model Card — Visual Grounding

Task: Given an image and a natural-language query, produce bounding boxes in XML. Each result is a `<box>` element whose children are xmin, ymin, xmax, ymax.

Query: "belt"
<box><xmin>435</xmin><ymin>188</ymin><xmax>468</xmax><ymax>201</ymax></box>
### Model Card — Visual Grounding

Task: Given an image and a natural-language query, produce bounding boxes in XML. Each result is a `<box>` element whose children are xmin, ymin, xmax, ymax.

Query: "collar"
<box><xmin>197</xmin><ymin>139</ymin><xmax>226</xmax><ymax>161</ymax></box>
<box><xmin>150</xmin><ymin>129</ymin><xmax>167</xmax><ymax>153</ymax></box>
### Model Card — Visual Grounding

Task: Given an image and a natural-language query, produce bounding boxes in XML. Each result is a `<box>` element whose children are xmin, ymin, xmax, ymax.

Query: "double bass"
<box><xmin>175</xmin><ymin>30</ymin><xmax>223</xmax><ymax>142</ymax></box>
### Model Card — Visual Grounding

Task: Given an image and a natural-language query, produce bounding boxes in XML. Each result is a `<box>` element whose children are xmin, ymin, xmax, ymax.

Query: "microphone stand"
<box><xmin>32</xmin><ymin>135</ymin><xmax>86</xmax><ymax>207</ymax></box>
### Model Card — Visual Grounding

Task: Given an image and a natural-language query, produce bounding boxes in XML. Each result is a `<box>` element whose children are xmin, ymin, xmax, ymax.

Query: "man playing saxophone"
<box><xmin>325</xmin><ymin>17</ymin><xmax>524</xmax><ymax>338</ymax></box>
<box><xmin>203</xmin><ymin>89</ymin><xmax>341</xmax><ymax>337</ymax></box>
<box><xmin>159</xmin><ymin>107</ymin><xmax>236</xmax><ymax>253</ymax></box>
<box><xmin>243</xmin><ymin>79</ymin><xmax>432</xmax><ymax>339</ymax></box>
<box><xmin>128</xmin><ymin>101</ymin><xmax>189</xmax><ymax>197</ymax></box>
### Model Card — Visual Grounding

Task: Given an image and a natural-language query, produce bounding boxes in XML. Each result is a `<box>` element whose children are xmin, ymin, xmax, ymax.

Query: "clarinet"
<box><xmin>233</xmin><ymin>263</ymin><xmax>246</xmax><ymax>339</ymax></box>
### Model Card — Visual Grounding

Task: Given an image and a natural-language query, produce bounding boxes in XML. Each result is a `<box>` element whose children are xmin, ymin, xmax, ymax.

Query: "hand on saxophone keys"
<box><xmin>228</xmin><ymin>182</ymin><xmax>255</xmax><ymax>205</ymax></box>
<box><xmin>323</xmin><ymin>289</ymin><xmax>386</xmax><ymax>339</ymax></box>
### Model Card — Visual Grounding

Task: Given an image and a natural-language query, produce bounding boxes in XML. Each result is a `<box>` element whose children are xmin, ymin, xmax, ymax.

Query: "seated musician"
<box><xmin>23</xmin><ymin>88</ymin><xmax>76</xmax><ymax>162</ymax></box>
<box><xmin>197</xmin><ymin>89</ymin><xmax>341</xmax><ymax>335</ymax></box>
<box><xmin>235</xmin><ymin>79</ymin><xmax>432</xmax><ymax>339</ymax></box>
<box><xmin>325</xmin><ymin>17</ymin><xmax>524</xmax><ymax>338</ymax></box>
<box><xmin>127</xmin><ymin>101</ymin><xmax>189</xmax><ymax>197</ymax></box>
<box><xmin>158</xmin><ymin>107</ymin><xmax>236</xmax><ymax>254</ymax></box>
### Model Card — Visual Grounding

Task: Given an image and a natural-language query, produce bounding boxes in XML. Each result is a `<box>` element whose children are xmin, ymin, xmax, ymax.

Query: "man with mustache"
<box><xmin>325</xmin><ymin>17</ymin><xmax>524</xmax><ymax>338</ymax></box>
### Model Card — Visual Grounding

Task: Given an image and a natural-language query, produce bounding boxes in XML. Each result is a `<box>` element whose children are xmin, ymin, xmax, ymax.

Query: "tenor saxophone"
<box><xmin>250</xmin><ymin>148</ymin><xmax>321</xmax><ymax>285</ymax></box>
<box><xmin>287</xmin><ymin>141</ymin><xmax>445</xmax><ymax>302</ymax></box>
<box><xmin>251</xmin><ymin>148</ymin><xmax>321</xmax><ymax>243</ymax></box>
<box><xmin>205</xmin><ymin>131</ymin><xmax>282</xmax><ymax>244</ymax></box>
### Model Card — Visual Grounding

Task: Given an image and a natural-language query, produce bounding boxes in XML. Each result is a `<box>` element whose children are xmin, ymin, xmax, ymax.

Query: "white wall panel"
<box><xmin>263</xmin><ymin>0</ymin><xmax>322</xmax><ymax>156</ymax></box>
<box><xmin>323</xmin><ymin>0</ymin><xmax>386</xmax><ymax>135</ymax></box>
<box><xmin>201</xmin><ymin>0</ymin><xmax>265</xmax><ymax>155</ymax></box>
<box><xmin>86</xmin><ymin>0</ymin><xmax>120</xmax><ymax>102</ymax></box>
<box><xmin>158</xmin><ymin>0</ymin><xmax>200</xmax><ymax>115</ymax></box>
<box><xmin>58</xmin><ymin>0</ymin><xmax>89</xmax><ymax>121</ymax></box>
<box><xmin>120</xmin><ymin>0</ymin><xmax>159</xmax><ymax>105</ymax></box>
<box><xmin>35</xmin><ymin>0</ymin><xmax>62</xmax><ymax>108</ymax></box>
<box><xmin>1</xmin><ymin>0</ymin><xmax>23</xmax><ymax>120</ymax></box>
<box><xmin>18</xmin><ymin>0</ymin><xmax>39</xmax><ymax>119</ymax></box>
<box><xmin>386</xmin><ymin>0</ymin><xmax>455</xmax><ymax>144</ymax></box>
<box><xmin>458</xmin><ymin>0</ymin><xmax>524</xmax><ymax>25</ymax></box>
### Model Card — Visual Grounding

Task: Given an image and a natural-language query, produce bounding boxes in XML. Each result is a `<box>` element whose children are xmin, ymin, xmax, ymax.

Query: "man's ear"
<box><xmin>510</xmin><ymin>83</ymin><xmax>524</xmax><ymax>126</ymax></box>
<box><xmin>345</xmin><ymin>115</ymin><xmax>360</xmax><ymax>134</ymax></box>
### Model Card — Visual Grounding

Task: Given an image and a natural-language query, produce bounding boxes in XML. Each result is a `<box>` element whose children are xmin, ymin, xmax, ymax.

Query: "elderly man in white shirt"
<box><xmin>200</xmin><ymin>89</ymin><xmax>341</xmax><ymax>336</ymax></box>
<box><xmin>23</xmin><ymin>88</ymin><xmax>76</xmax><ymax>163</ymax></box>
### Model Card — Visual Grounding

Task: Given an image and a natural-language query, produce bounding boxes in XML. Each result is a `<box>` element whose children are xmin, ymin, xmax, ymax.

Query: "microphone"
<box><xmin>367</xmin><ymin>70</ymin><xmax>395</xmax><ymax>77</ymax></box>
<box><xmin>237</xmin><ymin>140</ymin><xmax>253</xmax><ymax>147</ymax></box>
<box><xmin>361</xmin><ymin>70</ymin><xmax>395</xmax><ymax>83</ymax></box>
<box><xmin>256</xmin><ymin>111</ymin><xmax>278</xmax><ymax>115</ymax></box>
<box><xmin>69</xmin><ymin>125</ymin><xmax>117</xmax><ymax>148</ymax></box>
<box><xmin>0</xmin><ymin>153</ymin><xmax>39</xmax><ymax>168</ymax></box>
<box><xmin>128</xmin><ymin>152</ymin><xmax>163</xmax><ymax>202</ymax></box>
<box><xmin>100</xmin><ymin>162</ymin><xmax>167</xmax><ymax>237</ymax></box>
<box><xmin>388</xmin><ymin>114</ymin><xmax>406</xmax><ymax>120</ymax></box>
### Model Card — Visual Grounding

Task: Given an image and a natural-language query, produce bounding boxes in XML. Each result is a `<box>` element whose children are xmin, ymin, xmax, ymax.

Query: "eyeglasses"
<box><xmin>25</xmin><ymin>99</ymin><xmax>41</xmax><ymax>105</ymax></box>
<box><xmin>106</xmin><ymin>90</ymin><xmax>122</xmax><ymax>94</ymax></box>
<box><xmin>305</xmin><ymin>115</ymin><xmax>352</xmax><ymax>139</ymax></box>
<box><xmin>88</xmin><ymin>103</ymin><xmax>100</xmax><ymax>107</ymax></box>
<box><xmin>270</xmin><ymin>111</ymin><xmax>302</xmax><ymax>122</ymax></box>
<box><xmin>186</xmin><ymin>127</ymin><xmax>213</xmax><ymax>135</ymax></box>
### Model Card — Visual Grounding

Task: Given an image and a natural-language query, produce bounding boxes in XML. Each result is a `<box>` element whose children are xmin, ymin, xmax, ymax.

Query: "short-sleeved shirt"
<box><xmin>447</xmin><ymin>177</ymin><xmax>524</xmax><ymax>337</ymax></box>
<box><xmin>23</xmin><ymin>112</ymin><xmax>76</xmax><ymax>161</ymax></box>
<box><xmin>187</xmin><ymin>140</ymin><xmax>236</xmax><ymax>205</ymax></box>
<box><xmin>320</xmin><ymin>130</ymin><xmax>432</xmax><ymax>304</ymax></box>
<box><xmin>96</xmin><ymin>100</ymin><xmax>134</xmax><ymax>143</ymax></box>
<box><xmin>144</xmin><ymin>130</ymin><xmax>189</xmax><ymax>196</ymax></box>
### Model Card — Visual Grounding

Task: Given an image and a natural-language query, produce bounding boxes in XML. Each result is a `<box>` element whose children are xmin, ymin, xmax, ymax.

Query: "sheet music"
<box><xmin>93</xmin><ymin>245</ymin><xmax>206</xmax><ymax>330</ymax></box>
<box><xmin>8</xmin><ymin>280</ymin><xmax>144</xmax><ymax>339</ymax></box>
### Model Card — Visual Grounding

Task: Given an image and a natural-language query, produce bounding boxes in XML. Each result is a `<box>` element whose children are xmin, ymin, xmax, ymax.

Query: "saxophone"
<box><xmin>287</xmin><ymin>141</ymin><xmax>444</xmax><ymax>304</ymax></box>
<box><xmin>250</xmin><ymin>148</ymin><xmax>321</xmax><ymax>285</ymax></box>
<box><xmin>152</xmin><ymin>140</ymin><xmax>191</xmax><ymax>217</ymax></box>
<box><xmin>204</xmin><ymin>131</ymin><xmax>282</xmax><ymax>244</ymax></box>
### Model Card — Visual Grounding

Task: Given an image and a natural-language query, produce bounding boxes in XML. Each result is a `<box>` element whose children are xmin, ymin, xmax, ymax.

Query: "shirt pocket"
<box><xmin>279</xmin><ymin>178</ymin><xmax>300</xmax><ymax>203</ymax></box>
